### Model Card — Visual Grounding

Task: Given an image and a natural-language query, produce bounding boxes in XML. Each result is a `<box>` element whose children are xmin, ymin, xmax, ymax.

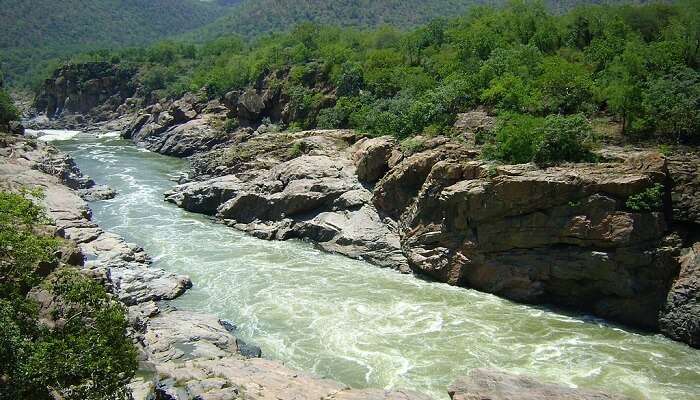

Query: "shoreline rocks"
<box><xmin>0</xmin><ymin>135</ymin><xmax>436</xmax><ymax>400</ymax></box>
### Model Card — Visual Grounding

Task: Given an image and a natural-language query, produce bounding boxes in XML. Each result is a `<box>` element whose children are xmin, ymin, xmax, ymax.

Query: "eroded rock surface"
<box><xmin>124</xmin><ymin>94</ymin><xmax>230</xmax><ymax>157</ymax></box>
<box><xmin>34</xmin><ymin>62</ymin><xmax>137</xmax><ymax>120</ymax></box>
<box><xmin>392</xmin><ymin>152</ymin><xmax>680</xmax><ymax>329</ymax></box>
<box><xmin>667</xmin><ymin>148</ymin><xmax>700</xmax><ymax>225</ymax></box>
<box><xmin>660</xmin><ymin>242</ymin><xmax>700</xmax><ymax>347</ymax></box>
<box><xmin>448</xmin><ymin>369</ymin><xmax>631</xmax><ymax>400</ymax></box>
<box><xmin>166</xmin><ymin>130</ymin><xmax>409</xmax><ymax>271</ymax></box>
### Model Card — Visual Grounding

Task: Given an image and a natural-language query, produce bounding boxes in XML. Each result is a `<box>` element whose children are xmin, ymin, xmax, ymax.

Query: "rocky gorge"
<box><xmin>1</xmin><ymin>128</ymin><xmax>663</xmax><ymax>399</ymax></box>
<box><xmin>25</xmin><ymin>62</ymin><xmax>700</xmax><ymax>351</ymax></box>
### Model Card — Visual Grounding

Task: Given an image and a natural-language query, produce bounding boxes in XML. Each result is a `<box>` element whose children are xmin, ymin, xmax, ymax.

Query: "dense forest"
<box><xmin>1</xmin><ymin>0</ymin><xmax>648</xmax><ymax>86</ymax></box>
<box><xmin>52</xmin><ymin>0</ymin><xmax>699</xmax><ymax>164</ymax></box>
<box><xmin>183</xmin><ymin>0</ymin><xmax>652</xmax><ymax>42</ymax></box>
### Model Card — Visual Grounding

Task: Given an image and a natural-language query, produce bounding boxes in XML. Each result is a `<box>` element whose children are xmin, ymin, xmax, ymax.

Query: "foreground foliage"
<box><xmin>0</xmin><ymin>190</ymin><xmax>137</xmax><ymax>399</ymax></box>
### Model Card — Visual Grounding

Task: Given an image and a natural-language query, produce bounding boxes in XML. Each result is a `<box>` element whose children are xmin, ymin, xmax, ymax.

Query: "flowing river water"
<box><xmin>50</xmin><ymin>133</ymin><xmax>700</xmax><ymax>399</ymax></box>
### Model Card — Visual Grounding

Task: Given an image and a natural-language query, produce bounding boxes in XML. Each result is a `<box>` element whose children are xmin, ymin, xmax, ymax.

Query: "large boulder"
<box><xmin>667</xmin><ymin>149</ymin><xmax>700</xmax><ymax>225</ymax></box>
<box><xmin>352</xmin><ymin>136</ymin><xmax>398</xmax><ymax>182</ymax></box>
<box><xmin>124</xmin><ymin>95</ymin><xmax>229</xmax><ymax>156</ymax></box>
<box><xmin>659</xmin><ymin>242</ymin><xmax>700</xmax><ymax>347</ymax></box>
<box><xmin>166</xmin><ymin>132</ymin><xmax>409</xmax><ymax>271</ymax></box>
<box><xmin>448</xmin><ymin>369</ymin><xmax>631</xmax><ymax>400</ymax></box>
<box><xmin>453</xmin><ymin>108</ymin><xmax>495</xmax><ymax>145</ymax></box>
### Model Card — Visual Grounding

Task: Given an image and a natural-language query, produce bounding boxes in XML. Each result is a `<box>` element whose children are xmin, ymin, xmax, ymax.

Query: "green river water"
<box><xmin>53</xmin><ymin>133</ymin><xmax>699</xmax><ymax>400</ymax></box>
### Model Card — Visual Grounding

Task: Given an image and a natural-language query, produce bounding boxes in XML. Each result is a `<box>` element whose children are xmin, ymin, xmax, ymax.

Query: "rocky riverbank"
<box><xmin>0</xmin><ymin>136</ymin><xmax>443</xmax><ymax>399</ymax></box>
<box><xmin>27</xmin><ymin>62</ymin><xmax>700</xmax><ymax>349</ymax></box>
<box><xmin>0</xmin><ymin>136</ymin><xmax>639</xmax><ymax>400</ymax></box>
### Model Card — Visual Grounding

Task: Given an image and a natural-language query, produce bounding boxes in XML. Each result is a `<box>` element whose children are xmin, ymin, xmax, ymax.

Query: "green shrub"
<box><xmin>335</xmin><ymin>62</ymin><xmax>364</xmax><ymax>97</ymax></box>
<box><xmin>532</xmin><ymin>114</ymin><xmax>596</xmax><ymax>166</ymax></box>
<box><xmin>400</xmin><ymin>137</ymin><xmax>425</xmax><ymax>154</ymax></box>
<box><xmin>223</xmin><ymin>118</ymin><xmax>239</xmax><ymax>133</ymax></box>
<box><xmin>288</xmin><ymin>141</ymin><xmax>304</xmax><ymax>157</ymax></box>
<box><xmin>316</xmin><ymin>107</ymin><xmax>344</xmax><ymax>129</ymax></box>
<box><xmin>483</xmin><ymin>113</ymin><xmax>546</xmax><ymax>164</ymax></box>
<box><xmin>0</xmin><ymin>190</ymin><xmax>58</xmax><ymax>299</ymax></box>
<box><xmin>0</xmin><ymin>191</ymin><xmax>137</xmax><ymax>399</ymax></box>
<box><xmin>0</xmin><ymin>89</ymin><xmax>19</xmax><ymax>126</ymax></box>
<box><xmin>484</xmin><ymin>113</ymin><xmax>596</xmax><ymax>166</ymax></box>
<box><xmin>640</xmin><ymin>69</ymin><xmax>700</xmax><ymax>143</ymax></box>
<box><xmin>626</xmin><ymin>183</ymin><xmax>664</xmax><ymax>212</ymax></box>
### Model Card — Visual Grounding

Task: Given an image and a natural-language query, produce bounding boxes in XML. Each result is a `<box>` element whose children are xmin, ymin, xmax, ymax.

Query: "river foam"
<box><xmin>55</xmin><ymin>135</ymin><xmax>700</xmax><ymax>400</ymax></box>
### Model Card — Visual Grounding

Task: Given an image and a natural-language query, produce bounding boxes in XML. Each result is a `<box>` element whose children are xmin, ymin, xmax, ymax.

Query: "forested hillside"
<box><xmin>183</xmin><ymin>0</ymin><xmax>653</xmax><ymax>42</ymax></box>
<box><xmin>0</xmin><ymin>0</ymin><xmax>239</xmax><ymax>84</ymax></box>
<box><xmin>2</xmin><ymin>0</ymin><xmax>650</xmax><ymax>85</ymax></box>
<box><xmin>58</xmin><ymin>1</ymin><xmax>698</xmax><ymax>155</ymax></box>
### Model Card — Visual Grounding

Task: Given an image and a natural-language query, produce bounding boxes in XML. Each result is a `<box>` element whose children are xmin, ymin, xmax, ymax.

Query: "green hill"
<box><xmin>183</xmin><ymin>0</ymin><xmax>652</xmax><ymax>42</ymax></box>
<box><xmin>184</xmin><ymin>0</ymin><xmax>496</xmax><ymax>41</ymax></box>
<box><xmin>1</xmin><ymin>0</ymin><xmax>653</xmax><ymax>85</ymax></box>
<box><xmin>0</xmin><ymin>0</ymin><xmax>240</xmax><ymax>84</ymax></box>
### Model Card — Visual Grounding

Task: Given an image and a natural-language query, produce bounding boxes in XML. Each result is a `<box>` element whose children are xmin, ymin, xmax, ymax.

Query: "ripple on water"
<box><xmin>52</xmin><ymin>136</ymin><xmax>700</xmax><ymax>400</ymax></box>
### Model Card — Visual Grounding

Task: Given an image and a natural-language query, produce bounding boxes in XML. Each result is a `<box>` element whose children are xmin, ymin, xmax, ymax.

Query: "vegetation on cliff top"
<box><xmin>73</xmin><ymin>2</ymin><xmax>695</xmax><ymax>143</ymax></box>
<box><xmin>24</xmin><ymin>1</ymin><xmax>700</xmax><ymax>164</ymax></box>
<box><xmin>0</xmin><ymin>190</ymin><xmax>137</xmax><ymax>399</ymax></box>
<box><xmin>0</xmin><ymin>90</ymin><xmax>18</xmax><ymax>128</ymax></box>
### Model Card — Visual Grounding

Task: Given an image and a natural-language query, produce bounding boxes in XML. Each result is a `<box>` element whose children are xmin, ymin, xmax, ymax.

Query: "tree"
<box><xmin>641</xmin><ymin>69</ymin><xmax>700</xmax><ymax>142</ymax></box>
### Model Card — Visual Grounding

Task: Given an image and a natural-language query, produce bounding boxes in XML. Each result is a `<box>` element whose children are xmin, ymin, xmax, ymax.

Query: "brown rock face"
<box><xmin>34</xmin><ymin>62</ymin><xmax>137</xmax><ymax>119</ymax></box>
<box><xmin>453</xmin><ymin>108</ymin><xmax>495</xmax><ymax>145</ymax></box>
<box><xmin>352</xmin><ymin>136</ymin><xmax>397</xmax><ymax>182</ymax></box>
<box><xmin>448</xmin><ymin>369</ymin><xmax>631</xmax><ymax>400</ymax></box>
<box><xmin>659</xmin><ymin>243</ymin><xmax>700</xmax><ymax>347</ymax></box>
<box><xmin>667</xmin><ymin>149</ymin><xmax>700</xmax><ymax>225</ymax></box>
<box><xmin>123</xmin><ymin>93</ymin><xmax>229</xmax><ymax>157</ymax></box>
<box><xmin>375</xmin><ymin>150</ymin><xmax>680</xmax><ymax>329</ymax></box>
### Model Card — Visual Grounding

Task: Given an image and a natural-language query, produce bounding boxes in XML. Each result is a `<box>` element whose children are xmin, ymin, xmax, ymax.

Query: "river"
<box><xmin>51</xmin><ymin>133</ymin><xmax>700</xmax><ymax>400</ymax></box>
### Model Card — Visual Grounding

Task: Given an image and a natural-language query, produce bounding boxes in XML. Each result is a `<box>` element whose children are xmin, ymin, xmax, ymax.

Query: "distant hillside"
<box><xmin>183</xmin><ymin>0</ymin><xmax>651</xmax><ymax>42</ymax></box>
<box><xmin>184</xmin><ymin>0</ymin><xmax>497</xmax><ymax>41</ymax></box>
<box><xmin>1</xmin><ymin>0</ymin><xmax>652</xmax><ymax>85</ymax></box>
<box><xmin>0</xmin><ymin>0</ymin><xmax>241</xmax><ymax>84</ymax></box>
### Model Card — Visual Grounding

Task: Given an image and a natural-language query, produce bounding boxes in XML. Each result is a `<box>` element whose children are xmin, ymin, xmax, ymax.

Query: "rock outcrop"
<box><xmin>32</xmin><ymin>143</ymin><xmax>116</xmax><ymax>200</ymax></box>
<box><xmin>667</xmin><ymin>148</ymin><xmax>700</xmax><ymax>225</ymax></box>
<box><xmin>123</xmin><ymin>93</ymin><xmax>231</xmax><ymax>157</ymax></box>
<box><xmin>223</xmin><ymin>65</ymin><xmax>335</xmax><ymax>126</ymax></box>
<box><xmin>34</xmin><ymin>62</ymin><xmax>137</xmax><ymax>120</ymax></box>
<box><xmin>390</xmin><ymin>151</ymin><xmax>679</xmax><ymax>329</ymax></box>
<box><xmin>165</xmin><ymin>130</ymin><xmax>409</xmax><ymax>271</ymax></box>
<box><xmin>448</xmin><ymin>369</ymin><xmax>631</xmax><ymax>400</ymax></box>
<box><xmin>659</xmin><ymin>242</ymin><xmax>700</xmax><ymax>347</ymax></box>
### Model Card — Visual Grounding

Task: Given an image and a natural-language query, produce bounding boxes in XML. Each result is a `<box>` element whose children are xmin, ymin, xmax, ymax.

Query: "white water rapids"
<box><xmin>51</xmin><ymin>133</ymin><xmax>700</xmax><ymax>400</ymax></box>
